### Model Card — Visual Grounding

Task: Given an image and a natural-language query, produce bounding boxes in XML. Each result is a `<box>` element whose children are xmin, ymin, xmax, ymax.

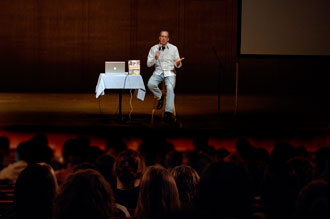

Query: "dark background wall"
<box><xmin>0</xmin><ymin>0</ymin><xmax>329</xmax><ymax>97</ymax></box>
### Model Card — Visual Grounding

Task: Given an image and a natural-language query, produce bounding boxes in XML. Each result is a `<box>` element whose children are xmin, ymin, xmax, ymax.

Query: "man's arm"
<box><xmin>147</xmin><ymin>47</ymin><xmax>157</xmax><ymax>67</ymax></box>
<box><xmin>174</xmin><ymin>47</ymin><xmax>184</xmax><ymax>68</ymax></box>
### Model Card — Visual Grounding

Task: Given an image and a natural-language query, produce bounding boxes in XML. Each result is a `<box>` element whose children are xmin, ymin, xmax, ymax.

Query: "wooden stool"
<box><xmin>151</xmin><ymin>81</ymin><xmax>176</xmax><ymax>123</ymax></box>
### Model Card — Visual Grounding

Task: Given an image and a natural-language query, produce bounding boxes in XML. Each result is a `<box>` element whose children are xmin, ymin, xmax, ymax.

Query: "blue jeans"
<box><xmin>147</xmin><ymin>73</ymin><xmax>176</xmax><ymax>113</ymax></box>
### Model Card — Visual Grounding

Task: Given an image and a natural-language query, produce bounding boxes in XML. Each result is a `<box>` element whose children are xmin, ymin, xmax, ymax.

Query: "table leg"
<box><xmin>118</xmin><ymin>90</ymin><xmax>123</xmax><ymax>120</ymax></box>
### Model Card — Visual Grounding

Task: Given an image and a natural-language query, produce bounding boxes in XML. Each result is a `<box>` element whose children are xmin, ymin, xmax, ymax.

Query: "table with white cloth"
<box><xmin>95</xmin><ymin>73</ymin><xmax>146</xmax><ymax>118</ymax></box>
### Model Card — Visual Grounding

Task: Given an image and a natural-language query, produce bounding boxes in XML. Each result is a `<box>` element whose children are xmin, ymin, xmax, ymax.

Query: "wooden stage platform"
<box><xmin>0</xmin><ymin>92</ymin><xmax>329</xmax><ymax>153</ymax></box>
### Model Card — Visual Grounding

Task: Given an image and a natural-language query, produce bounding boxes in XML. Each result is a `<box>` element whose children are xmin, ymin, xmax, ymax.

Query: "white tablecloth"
<box><xmin>95</xmin><ymin>73</ymin><xmax>146</xmax><ymax>101</ymax></box>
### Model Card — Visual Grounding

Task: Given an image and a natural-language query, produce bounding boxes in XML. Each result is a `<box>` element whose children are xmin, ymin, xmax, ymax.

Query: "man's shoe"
<box><xmin>157</xmin><ymin>95</ymin><xmax>164</xmax><ymax>110</ymax></box>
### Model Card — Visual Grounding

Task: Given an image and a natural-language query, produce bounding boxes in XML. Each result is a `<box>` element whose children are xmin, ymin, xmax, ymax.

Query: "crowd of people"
<box><xmin>0</xmin><ymin>134</ymin><xmax>328</xmax><ymax>219</ymax></box>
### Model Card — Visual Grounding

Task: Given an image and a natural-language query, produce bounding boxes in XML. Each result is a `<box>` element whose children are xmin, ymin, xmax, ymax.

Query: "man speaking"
<box><xmin>147</xmin><ymin>30</ymin><xmax>184</xmax><ymax>121</ymax></box>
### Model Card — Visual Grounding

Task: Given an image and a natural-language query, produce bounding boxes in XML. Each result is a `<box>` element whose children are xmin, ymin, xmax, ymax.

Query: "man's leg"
<box><xmin>164</xmin><ymin>75</ymin><xmax>176</xmax><ymax>113</ymax></box>
<box><xmin>147</xmin><ymin>74</ymin><xmax>164</xmax><ymax>100</ymax></box>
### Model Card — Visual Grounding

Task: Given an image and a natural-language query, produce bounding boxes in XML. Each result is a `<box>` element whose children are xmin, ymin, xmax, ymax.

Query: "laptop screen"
<box><xmin>105</xmin><ymin>61</ymin><xmax>125</xmax><ymax>74</ymax></box>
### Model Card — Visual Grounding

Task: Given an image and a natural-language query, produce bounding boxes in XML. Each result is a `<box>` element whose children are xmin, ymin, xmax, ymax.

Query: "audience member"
<box><xmin>193</xmin><ymin>161</ymin><xmax>253</xmax><ymax>219</ymax></box>
<box><xmin>215</xmin><ymin>147</ymin><xmax>230</xmax><ymax>161</ymax></box>
<box><xmin>135</xmin><ymin>165</ymin><xmax>180</xmax><ymax>219</ymax></box>
<box><xmin>251</xmin><ymin>147</ymin><xmax>270</xmax><ymax>195</ymax></box>
<box><xmin>11</xmin><ymin>163</ymin><xmax>58</xmax><ymax>219</ymax></box>
<box><xmin>170</xmin><ymin>165</ymin><xmax>199</xmax><ymax>209</ymax></box>
<box><xmin>288</xmin><ymin>157</ymin><xmax>313</xmax><ymax>191</ymax></box>
<box><xmin>1</xmin><ymin>134</ymin><xmax>327</xmax><ymax>219</ymax></box>
<box><xmin>313</xmin><ymin>147</ymin><xmax>329</xmax><ymax>181</ymax></box>
<box><xmin>164</xmin><ymin>150</ymin><xmax>183</xmax><ymax>170</ymax></box>
<box><xmin>0</xmin><ymin>136</ymin><xmax>10</xmax><ymax>170</ymax></box>
<box><xmin>54</xmin><ymin>168</ymin><xmax>129</xmax><ymax>219</ymax></box>
<box><xmin>193</xmin><ymin>134</ymin><xmax>215</xmax><ymax>155</ymax></box>
<box><xmin>186</xmin><ymin>152</ymin><xmax>212</xmax><ymax>176</ymax></box>
<box><xmin>55</xmin><ymin>137</ymin><xmax>90</xmax><ymax>185</ymax></box>
<box><xmin>105</xmin><ymin>135</ymin><xmax>127</xmax><ymax>158</ymax></box>
<box><xmin>0</xmin><ymin>142</ymin><xmax>29</xmax><ymax>184</ymax></box>
<box><xmin>28</xmin><ymin>133</ymin><xmax>53</xmax><ymax>164</ymax></box>
<box><xmin>114</xmin><ymin>150</ymin><xmax>145</xmax><ymax>213</ymax></box>
<box><xmin>95</xmin><ymin>154</ymin><xmax>116</xmax><ymax>190</ymax></box>
<box><xmin>295</xmin><ymin>179</ymin><xmax>328</xmax><ymax>219</ymax></box>
<box><xmin>261</xmin><ymin>142</ymin><xmax>300</xmax><ymax>219</ymax></box>
<box><xmin>85</xmin><ymin>146</ymin><xmax>104</xmax><ymax>163</ymax></box>
<box><xmin>138</xmin><ymin>135</ymin><xmax>174</xmax><ymax>166</ymax></box>
<box><xmin>236</xmin><ymin>138</ymin><xmax>256</xmax><ymax>162</ymax></box>
<box><xmin>294</xmin><ymin>145</ymin><xmax>309</xmax><ymax>158</ymax></box>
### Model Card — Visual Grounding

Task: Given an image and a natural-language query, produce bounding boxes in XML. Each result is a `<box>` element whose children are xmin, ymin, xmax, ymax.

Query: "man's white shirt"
<box><xmin>147</xmin><ymin>42</ymin><xmax>182</xmax><ymax>77</ymax></box>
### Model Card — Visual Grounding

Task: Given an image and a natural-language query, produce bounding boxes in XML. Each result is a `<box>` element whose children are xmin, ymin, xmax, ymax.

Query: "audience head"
<box><xmin>288</xmin><ymin>157</ymin><xmax>313</xmax><ymax>190</ymax></box>
<box><xmin>13</xmin><ymin>134</ymin><xmax>53</xmax><ymax>165</ymax></box>
<box><xmin>114</xmin><ymin>149</ymin><xmax>145</xmax><ymax>189</ymax></box>
<box><xmin>255</xmin><ymin>147</ymin><xmax>270</xmax><ymax>163</ymax></box>
<box><xmin>194</xmin><ymin>161</ymin><xmax>253</xmax><ymax>219</ymax></box>
<box><xmin>28</xmin><ymin>133</ymin><xmax>53</xmax><ymax>164</ymax></box>
<box><xmin>54</xmin><ymin>168</ymin><xmax>115</xmax><ymax>219</ymax></box>
<box><xmin>193</xmin><ymin>134</ymin><xmax>209</xmax><ymax>152</ymax></box>
<box><xmin>61</xmin><ymin>137</ymin><xmax>90</xmax><ymax>167</ymax></box>
<box><xmin>0</xmin><ymin>136</ymin><xmax>10</xmax><ymax>169</ymax></box>
<box><xmin>170</xmin><ymin>165</ymin><xmax>199</xmax><ymax>208</ymax></box>
<box><xmin>271</xmin><ymin>142</ymin><xmax>295</xmax><ymax>163</ymax></box>
<box><xmin>236</xmin><ymin>138</ymin><xmax>256</xmax><ymax>163</ymax></box>
<box><xmin>313</xmin><ymin>147</ymin><xmax>329</xmax><ymax>180</ymax></box>
<box><xmin>294</xmin><ymin>145</ymin><xmax>309</xmax><ymax>158</ymax></box>
<box><xmin>95</xmin><ymin>154</ymin><xmax>116</xmax><ymax>188</ymax></box>
<box><xmin>164</xmin><ymin>150</ymin><xmax>183</xmax><ymax>169</ymax></box>
<box><xmin>15</xmin><ymin>141</ymin><xmax>32</xmax><ymax>163</ymax></box>
<box><xmin>135</xmin><ymin>165</ymin><xmax>180</xmax><ymax>219</ymax></box>
<box><xmin>216</xmin><ymin>147</ymin><xmax>230</xmax><ymax>161</ymax></box>
<box><xmin>13</xmin><ymin>163</ymin><xmax>58</xmax><ymax>219</ymax></box>
<box><xmin>85</xmin><ymin>146</ymin><xmax>104</xmax><ymax>163</ymax></box>
<box><xmin>295</xmin><ymin>179</ymin><xmax>328</xmax><ymax>219</ymax></box>
<box><xmin>0</xmin><ymin>136</ymin><xmax>10</xmax><ymax>155</ymax></box>
<box><xmin>105</xmin><ymin>135</ymin><xmax>127</xmax><ymax>156</ymax></box>
<box><xmin>186</xmin><ymin>152</ymin><xmax>212</xmax><ymax>176</ymax></box>
<box><xmin>138</xmin><ymin>135</ymin><xmax>174</xmax><ymax>166</ymax></box>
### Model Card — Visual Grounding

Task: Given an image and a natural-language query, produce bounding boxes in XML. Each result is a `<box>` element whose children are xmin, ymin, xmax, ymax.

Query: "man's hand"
<box><xmin>155</xmin><ymin>51</ymin><xmax>161</xmax><ymax>60</ymax></box>
<box><xmin>176</xmin><ymin>57</ymin><xmax>185</xmax><ymax>66</ymax></box>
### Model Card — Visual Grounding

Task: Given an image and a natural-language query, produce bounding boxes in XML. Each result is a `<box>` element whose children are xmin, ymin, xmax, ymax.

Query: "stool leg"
<box><xmin>151</xmin><ymin>109</ymin><xmax>156</xmax><ymax>124</ymax></box>
<box><xmin>151</xmin><ymin>97</ymin><xmax>158</xmax><ymax>124</ymax></box>
<box><xmin>161</xmin><ymin>96</ymin><xmax>167</xmax><ymax>118</ymax></box>
<box><xmin>173</xmin><ymin>103</ymin><xmax>176</xmax><ymax>117</ymax></box>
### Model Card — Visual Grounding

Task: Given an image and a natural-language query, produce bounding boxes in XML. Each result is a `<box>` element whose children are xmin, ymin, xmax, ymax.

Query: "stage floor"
<box><xmin>0</xmin><ymin>92</ymin><xmax>329</xmax><ymax>153</ymax></box>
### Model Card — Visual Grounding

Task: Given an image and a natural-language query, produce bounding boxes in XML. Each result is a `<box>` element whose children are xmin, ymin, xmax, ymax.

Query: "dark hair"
<box><xmin>95</xmin><ymin>154</ymin><xmax>116</xmax><ymax>190</ymax></box>
<box><xmin>114</xmin><ymin>149</ymin><xmax>145</xmax><ymax>189</ymax></box>
<box><xmin>0</xmin><ymin>136</ymin><xmax>10</xmax><ymax>155</ymax></box>
<box><xmin>28</xmin><ymin>133</ymin><xmax>53</xmax><ymax>164</ymax></box>
<box><xmin>13</xmin><ymin>163</ymin><xmax>57</xmax><ymax>219</ymax></box>
<box><xmin>194</xmin><ymin>161</ymin><xmax>253</xmax><ymax>218</ymax></box>
<box><xmin>54</xmin><ymin>169</ymin><xmax>115</xmax><ymax>219</ymax></box>
<box><xmin>135</xmin><ymin>165</ymin><xmax>180</xmax><ymax>219</ymax></box>
<box><xmin>165</xmin><ymin>150</ymin><xmax>183</xmax><ymax>169</ymax></box>
<box><xmin>170</xmin><ymin>165</ymin><xmax>199</xmax><ymax>208</ymax></box>
<box><xmin>0</xmin><ymin>136</ymin><xmax>10</xmax><ymax>169</ymax></box>
<box><xmin>61</xmin><ymin>137</ymin><xmax>90</xmax><ymax>166</ymax></box>
<box><xmin>288</xmin><ymin>157</ymin><xmax>313</xmax><ymax>190</ymax></box>
<box><xmin>314</xmin><ymin>147</ymin><xmax>329</xmax><ymax>180</ymax></box>
<box><xmin>295</xmin><ymin>179</ymin><xmax>328</xmax><ymax>219</ymax></box>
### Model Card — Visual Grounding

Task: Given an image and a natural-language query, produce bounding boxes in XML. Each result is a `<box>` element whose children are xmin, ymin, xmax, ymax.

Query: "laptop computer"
<box><xmin>105</xmin><ymin>61</ymin><xmax>126</xmax><ymax>74</ymax></box>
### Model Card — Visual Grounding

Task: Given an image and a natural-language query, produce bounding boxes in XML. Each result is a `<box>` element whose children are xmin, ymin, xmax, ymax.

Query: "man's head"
<box><xmin>159</xmin><ymin>30</ymin><xmax>169</xmax><ymax>46</ymax></box>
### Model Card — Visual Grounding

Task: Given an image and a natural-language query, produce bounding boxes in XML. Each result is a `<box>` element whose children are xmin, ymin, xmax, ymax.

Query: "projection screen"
<box><xmin>240</xmin><ymin>0</ymin><xmax>330</xmax><ymax>55</ymax></box>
